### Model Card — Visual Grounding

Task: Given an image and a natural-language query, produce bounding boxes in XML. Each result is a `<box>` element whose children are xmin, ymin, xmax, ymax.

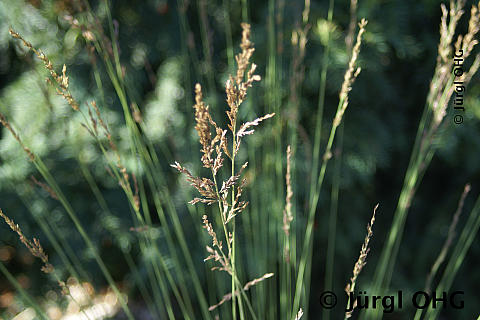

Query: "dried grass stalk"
<box><xmin>172</xmin><ymin>23</ymin><xmax>274</xmax><ymax>317</ymax></box>
<box><xmin>345</xmin><ymin>204</ymin><xmax>378</xmax><ymax>319</ymax></box>
<box><xmin>208</xmin><ymin>273</ymin><xmax>274</xmax><ymax>311</ymax></box>
<box><xmin>9</xmin><ymin>29</ymin><xmax>79</xmax><ymax>111</ymax></box>
<box><xmin>0</xmin><ymin>209</ymin><xmax>54</xmax><ymax>274</ymax></box>
<box><xmin>172</xmin><ymin>22</ymin><xmax>272</xmax><ymax>266</ymax></box>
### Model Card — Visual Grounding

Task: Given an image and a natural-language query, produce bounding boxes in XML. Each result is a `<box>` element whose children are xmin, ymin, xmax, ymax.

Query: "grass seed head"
<box><xmin>0</xmin><ymin>209</ymin><xmax>53</xmax><ymax>274</ymax></box>
<box><xmin>335</xmin><ymin>19</ymin><xmax>367</xmax><ymax>128</ymax></box>
<box><xmin>9</xmin><ymin>28</ymin><xmax>79</xmax><ymax>111</ymax></box>
<box><xmin>283</xmin><ymin>146</ymin><xmax>293</xmax><ymax>237</ymax></box>
<box><xmin>345</xmin><ymin>204</ymin><xmax>378</xmax><ymax>318</ymax></box>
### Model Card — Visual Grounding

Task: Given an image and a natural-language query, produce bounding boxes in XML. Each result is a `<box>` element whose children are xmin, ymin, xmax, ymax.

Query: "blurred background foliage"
<box><xmin>0</xmin><ymin>0</ymin><xmax>479</xmax><ymax>319</ymax></box>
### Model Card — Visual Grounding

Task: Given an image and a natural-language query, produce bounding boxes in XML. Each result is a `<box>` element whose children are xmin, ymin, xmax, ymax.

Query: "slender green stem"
<box><xmin>14</xmin><ymin>185</ymin><xmax>89</xmax><ymax>282</ymax></box>
<box><xmin>309</xmin><ymin>0</ymin><xmax>335</xmax><ymax>209</ymax></box>
<box><xmin>293</xmin><ymin>94</ymin><xmax>344</xmax><ymax>316</ymax></box>
<box><xmin>197</xmin><ymin>0</ymin><xmax>216</xmax><ymax>100</ymax></box>
<box><xmin>300</xmin><ymin>5</ymin><xmax>335</xmax><ymax>314</ymax></box>
<box><xmin>86</xmin><ymin>23</ymin><xmax>210</xmax><ymax>315</ymax></box>
<box><xmin>241</xmin><ymin>0</ymin><xmax>248</xmax><ymax>22</ymax></box>
<box><xmin>223</xmin><ymin>0</ymin><xmax>234</xmax><ymax>73</ymax></box>
<box><xmin>323</xmin><ymin>123</ymin><xmax>342</xmax><ymax>320</ymax></box>
<box><xmin>366</xmin><ymin>74</ymin><xmax>457</xmax><ymax>320</ymax></box>
<box><xmin>231</xmin><ymin>107</ymin><xmax>244</xmax><ymax>320</ymax></box>
<box><xmin>266</xmin><ymin>1</ymin><xmax>280</xmax><ymax>318</ymax></box>
<box><xmin>424</xmin><ymin>194</ymin><xmax>480</xmax><ymax>320</ymax></box>
<box><xmin>78</xmin><ymin>160</ymin><xmax>161</xmax><ymax>319</ymax></box>
<box><xmin>0</xmin><ymin>262</ymin><xmax>49</xmax><ymax>320</ymax></box>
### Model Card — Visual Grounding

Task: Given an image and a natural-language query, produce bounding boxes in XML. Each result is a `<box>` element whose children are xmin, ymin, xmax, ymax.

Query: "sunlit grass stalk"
<box><xmin>277</xmin><ymin>2</ymin><xmax>290</xmax><ymax>297</ymax></box>
<box><xmin>293</xmin><ymin>18</ymin><xmax>367</xmax><ymax>317</ymax></box>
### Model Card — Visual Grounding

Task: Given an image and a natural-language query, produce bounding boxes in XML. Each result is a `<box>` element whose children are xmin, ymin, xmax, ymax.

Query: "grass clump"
<box><xmin>0</xmin><ymin>0</ymin><xmax>479</xmax><ymax>319</ymax></box>
<box><xmin>172</xmin><ymin>22</ymin><xmax>275</xmax><ymax>319</ymax></box>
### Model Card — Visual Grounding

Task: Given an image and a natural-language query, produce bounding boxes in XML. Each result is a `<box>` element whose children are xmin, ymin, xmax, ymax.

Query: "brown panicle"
<box><xmin>193</xmin><ymin>83</ymin><xmax>215</xmax><ymax>168</ymax></box>
<box><xmin>0</xmin><ymin>209</ymin><xmax>54</xmax><ymax>274</ymax></box>
<box><xmin>226</xmin><ymin>23</ymin><xmax>261</xmax><ymax>136</ymax></box>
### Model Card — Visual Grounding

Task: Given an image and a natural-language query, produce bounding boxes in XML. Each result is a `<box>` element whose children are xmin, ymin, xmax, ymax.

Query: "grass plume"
<box><xmin>172</xmin><ymin>22</ymin><xmax>274</xmax><ymax>319</ymax></box>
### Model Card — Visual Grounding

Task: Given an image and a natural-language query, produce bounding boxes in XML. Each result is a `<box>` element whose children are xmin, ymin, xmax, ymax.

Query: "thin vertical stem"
<box><xmin>0</xmin><ymin>262</ymin><xmax>49</xmax><ymax>320</ymax></box>
<box><xmin>323</xmin><ymin>124</ymin><xmax>342</xmax><ymax>320</ymax></box>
